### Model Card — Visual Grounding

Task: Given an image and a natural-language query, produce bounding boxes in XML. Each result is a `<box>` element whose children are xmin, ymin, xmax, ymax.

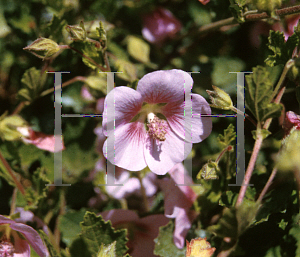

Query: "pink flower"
<box><xmin>0</xmin><ymin>215</ymin><xmax>49</xmax><ymax>257</ymax></box>
<box><xmin>142</xmin><ymin>8</ymin><xmax>182</xmax><ymax>45</ymax></box>
<box><xmin>158</xmin><ymin>163</ymin><xmax>197</xmax><ymax>249</ymax></box>
<box><xmin>100</xmin><ymin>209</ymin><xmax>169</xmax><ymax>257</ymax></box>
<box><xmin>102</xmin><ymin>69</ymin><xmax>212</xmax><ymax>175</ymax></box>
<box><xmin>283</xmin><ymin>111</ymin><xmax>300</xmax><ymax>135</ymax></box>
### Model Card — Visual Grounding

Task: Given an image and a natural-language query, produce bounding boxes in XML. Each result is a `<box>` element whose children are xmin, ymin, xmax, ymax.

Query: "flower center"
<box><xmin>147</xmin><ymin>113</ymin><xmax>168</xmax><ymax>141</ymax></box>
<box><xmin>0</xmin><ymin>239</ymin><xmax>14</xmax><ymax>257</ymax></box>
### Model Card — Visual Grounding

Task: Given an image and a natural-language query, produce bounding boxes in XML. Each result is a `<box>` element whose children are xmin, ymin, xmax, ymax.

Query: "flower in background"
<box><xmin>249</xmin><ymin>14</ymin><xmax>300</xmax><ymax>48</ymax></box>
<box><xmin>158</xmin><ymin>163</ymin><xmax>197</xmax><ymax>249</ymax></box>
<box><xmin>142</xmin><ymin>8</ymin><xmax>182</xmax><ymax>45</ymax></box>
<box><xmin>272</xmin><ymin>14</ymin><xmax>300</xmax><ymax>40</ymax></box>
<box><xmin>198</xmin><ymin>0</ymin><xmax>210</xmax><ymax>5</ymax></box>
<box><xmin>283</xmin><ymin>111</ymin><xmax>300</xmax><ymax>135</ymax></box>
<box><xmin>100</xmin><ymin>209</ymin><xmax>169</xmax><ymax>257</ymax></box>
<box><xmin>0</xmin><ymin>215</ymin><xmax>49</xmax><ymax>257</ymax></box>
<box><xmin>102</xmin><ymin>69</ymin><xmax>212</xmax><ymax>175</ymax></box>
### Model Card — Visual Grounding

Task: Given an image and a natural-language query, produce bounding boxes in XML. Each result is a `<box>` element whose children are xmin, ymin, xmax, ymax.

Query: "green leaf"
<box><xmin>0</xmin><ymin>9</ymin><xmax>11</xmax><ymax>37</ymax></box>
<box><xmin>188</xmin><ymin>1</ymin><xmax>212</xmax><ymax>26</ymax></box>
<box><xmin>217</xmin><ymin>124</ymin><xmax>236</xmax><ymax>147</ymax></box>
<box><xmin>24</xmin><ymin>167</ymin><xmax>50</xmax><ymax>210</ymax></box>
<box><xmin>245</xmin><ymin>66</ymin><xmax>283</xmax><ymax>122</ymax></box>
<box><xmin>9</xmin><ymin>4</ymin><xmax>35</xmax><ymax>34</ymax></box>
<box><xmin>219</xmin><ymin>191</ymin><xmax>238</xmax><ymax>207</ymax></box>
<box><xmin>211</xmin><ymin>57</ymin><xmax>246</xmax><ymax>94</ymax></box>
<box><xmin>79</xmin><ymin>211</ymin><xmax>128</xmax><ymax>257</ymax></box>
<box><xmin>72</xmin><ymin>41</ymin><xmax>104</xmax><ymax>70</ymax></box>
<box><xmin>154</xmin><ymin>221</ymin><xmax>186</xmax><ymax>257</ymax></box>
<box><xmin>229</xmin><ymin>0</ymin><xmax>245</xmax><ymax>23</ymax></box>
<box><xmin>276</xmin><ymin>128</ymin><xmax>300</xmax><ymax>171</ymax></box>
<box><xmin>18</xmin><ymin>67</ymin><xmax>47</xmax><ymax>102</ymax></box>
<box><xmin>39</xmin><ymin>230</ymin><xmax>60</xmax><ymax>257</ymax></box>
<box><xmin>46</xmin><ymin>15</ymin><xmax>67</xmax><ymax>42</ymax></box>
<box><xmin>265</xmin><ymin>31</ymin><xmax>299</xmax><ymax>67</ymax></box>
<box><xmin>127</xmin><ymin>36</ymin><xmax>150</xmax><ymax>63</ymax></box>
<box><xmin>207</xmin><ymin>207</ymin><xmax>238</xmax><ymax>238</ymax></box>
<box><xmin>288</xmin><ymin>222</ymin><xmax>300</xmax><ymax>257</ymax></box>
<box><xmin>59</xmin><ymin>209</ymin><xmax>87</xmax><ymax>246</ymax></box>
<box><xmin>114</xmin><ymin>59</ymin><xmax>137</xmax><ymax>82</ymax></box>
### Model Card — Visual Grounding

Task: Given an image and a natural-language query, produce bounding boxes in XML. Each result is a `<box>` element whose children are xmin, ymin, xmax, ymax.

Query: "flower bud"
<box><xmin>0</xmin><ymin>115</ymin><xmax>28</xmax><ymax>141</ymax></box>
<box><xmin>197</xmin><ymin>160</ymin><xmax>219</xmax><ymax>180</ymax></box>
<box><xmin>66</xmin><ymin>21</ymin><xmax>86</xmax><ymax>41</ymax></box>
<box><xmin>186</xmin><ymin>237</ymin><xmax>216</xmax><ymax>257</ymax></box>
<box><xmin>23</xmin><ymin>37</ymin><xmax>60</xmax><ymax>59</ymax></box>
<box><xmin>206</xmin><ymin>85</ymin><xmax>233</xmax><ymax>110</ymax></box>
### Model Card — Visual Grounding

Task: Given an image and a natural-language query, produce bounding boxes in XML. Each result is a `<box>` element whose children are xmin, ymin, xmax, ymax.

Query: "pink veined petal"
<box><xmin>162</xmin><ymin>93</ymin><xmax>212</xmax><ymax>143</ymax></box>
<box><xmin>103</xmin><ymin>122</ymin><xmax>147</xmax><ymax>171</ymax></box>
<box><xmin>11</xmin><ymin>230</ymin><xmax>31</xmax><ymax>257</ymax></box>
<box><xmin>173</xmin><ymin>209</ymin><xmax>197</xmax><ymax>249</ymax></box>
<box><xmin>136</xmin><ymin>70</ymin><xmax>193</xmax><ymax>104</ymax></box>
<box><xmin>0</xmin><ymin>215</ymin><xmax>15</xmax><ymax>225</ymax></box>
<box><xmin>10</xmin><ymin>223</ymin><xmax>49</xmax><ymax>257</ymax></box>
<box><xmin>144</xmin><ymin>129</ymin><xmax>192</xmax><ymax>175</ymax></box>
<box><xmin>102</xmin><ymin>86</ymin><xmax>143</xmax><ymax>137</ymax></box>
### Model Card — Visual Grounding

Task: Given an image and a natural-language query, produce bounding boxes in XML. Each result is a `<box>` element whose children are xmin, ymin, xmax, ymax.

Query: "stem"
<box><xmin>236</xmin><ymin>128</ymin><xmax>264</xmax><ymax>207</ymax></box>
<box><xmin>54</xmin><ymin>189</ymin><xmax>66</xmax><ymax>247</ymax></box>
<box><xmin>271</xmin><ymin>59</ymin><xmax>294</xmax><ymax>101</ymax></box>
<box><xmin>199</xmin><ymin>5</ymin><xmax>300</xmax><ymax>35</ymax></box>
<box><xmin>257</xmin><ymin>167</ymin><xmax>278</xmax><ymax>203</ymax></box>
<box><xmin>60</xmin><ymin>45</ymin><xmax>108</xmax><ymax>72</ymax></box>
<box><xmin>235</xmin><ymin>62</ymin><xmax>289</xmax><ymax>207</ymax></box>
<box><xmin>137</xmin><ymin>171</ymin><xmax>149</xmax><ymax>212</ymax></box>
<box><xmin>216</xmin><ymin>145</ymin><xmax>233</xmax><ymax>163</ymax></box>
<box><xmin>231</xmin><ymin>106</ymin><xmax>257</xmax><ymax>127</ymax></box>
<box><xmin>40</xmin><ymin>76</ymin><xmax>87</xmax><ymax>97</ymax></box>
<box><xmin>0</xmin><ymin>150</ymin><xmax>26</xmax><ymax>196</ymax></box>
<box><xmin>12</xmin><ymin>102</ymin><xmax>27</xmax><ymax>115</ymax></box>
<box><xmin>9</xmin><ymin>188</ymin><xmax>18</xmax><ymax>216</ymax></box>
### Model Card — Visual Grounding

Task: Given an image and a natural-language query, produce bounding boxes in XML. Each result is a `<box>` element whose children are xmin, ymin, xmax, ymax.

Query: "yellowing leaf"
<box><xmin>186</xmin><ymin>238</ymin><xmax>216</xmax><ymax>257</ymax></box>
<box><xmin>127</xmin><ymin>36</ymin><xmax>150</xmax><ymax>63</ymax></box>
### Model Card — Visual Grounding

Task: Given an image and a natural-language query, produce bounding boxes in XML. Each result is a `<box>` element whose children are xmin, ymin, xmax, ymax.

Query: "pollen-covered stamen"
<box><xmin>147</xmin><ymin>113</ymin><xmax>168</xmax><ymax>141</ymax></box>
<box><xmin>0</xmin><ymin>239</ymin><xmax>14</xmax><ymax>257</ymax></box>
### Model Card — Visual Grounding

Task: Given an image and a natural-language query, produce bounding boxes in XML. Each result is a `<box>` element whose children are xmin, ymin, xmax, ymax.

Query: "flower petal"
<box><xmin>136</xmin><ymin>70</ymin><xmax>193</xmax><ymax>104</ymax></box>
<box><xmin>10</xmin><ymin>223</ymin><xmax>49</xmax><ymax>257</ymax></box>
<box><xmin>102</xmin><ymin>86</ymin><xmax>143</xmax><ymax>136</ymax></box>
<box><xmin>144</xmin><ymin>130</ymin><xmax>192</xmax><ymax>175</ymax></box>
<box><xmin>162</xmin><ymin>93</ymin><xmax>212</xmax><ymax>143</ymax></box>
<box><xmin>103</xmin><ymin>122</ymin><xmax>147</xmax><ymax>171</ymax></box>
<box><xmin>12</xmin><ymin>230</ymin><xmax>31</xmax><ymax>257</ymax></box>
